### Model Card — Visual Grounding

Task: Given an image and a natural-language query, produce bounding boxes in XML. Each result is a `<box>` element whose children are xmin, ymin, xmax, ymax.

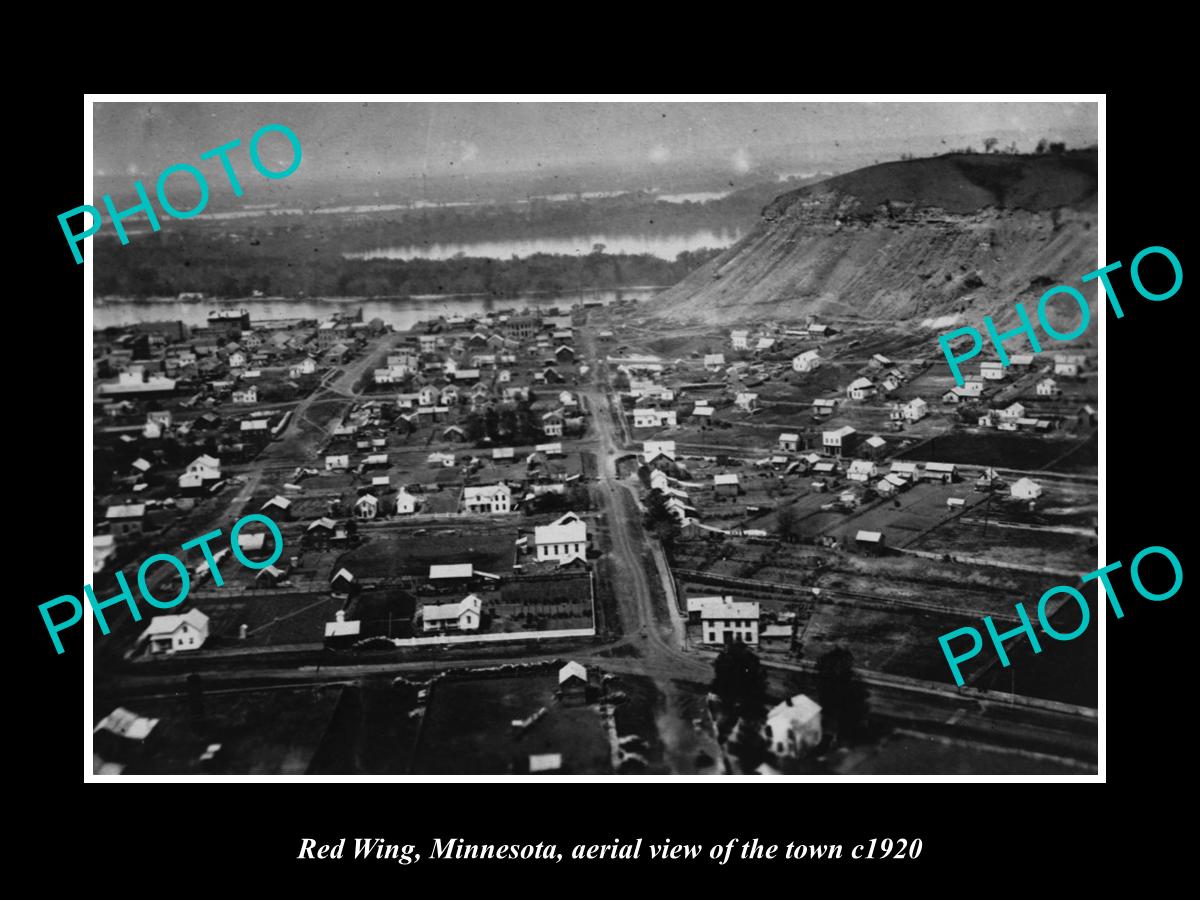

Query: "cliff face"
<box><xmin>645</xmin><ymin>150</ymin><xmax>1098</xmax><ymax>327</ymax></box>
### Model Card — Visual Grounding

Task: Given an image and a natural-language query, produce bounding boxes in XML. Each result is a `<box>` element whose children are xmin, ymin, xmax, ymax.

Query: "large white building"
<box><xmin>792</xmin><ymin>350</ymin><xmax>821</xmax><ymax>373</ymax></box>
<box><xmin>698</xmin><ymin>599</ymin><xmax>760</xmax><ymax>645</ymax></box>
<box><xmin>461</xmin><ymin>483</ymin><xmax>512</xmax><ymax>514</ymax></box>
<box><xmin>534</xmin><ymin>513</ymin><xmax>588</xmax><ymax>563</ymax></box>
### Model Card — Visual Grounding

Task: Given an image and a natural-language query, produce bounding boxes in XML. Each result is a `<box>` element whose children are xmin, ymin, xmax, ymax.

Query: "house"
<box><xmin>355</xmin><ymin>493</ymin><xmax>379</xmax><ymax>520</ymax></box>
<box><xmin>731</xmin><ymin>330</ymin><xmax>749</xmax><ymax>351</ymax></box>
<box><xmin>633</xmin><ymin>408</ymin><xmax>676</xmax><ymax>428</ymax></box>
<box><xmin>889</xmin><ymin>461</ymin><xmax>919</xmax><ymax>481</ymax></box>
<box><xmin>1011</xmin><ymin>477</ymin><xmax>1043</xmax><ymax>500</ymax></box>
<box><xmin>461</xmin><ymin>483</ymin><xmax>512</xmax><ymax>514</ymax></box>
<box><xmin>256</xmin><ymin>564</ymin><xmax>288</xmax><ymax>587</ymax></box>
<box><xmin>691</xmin><ymin>405</ymin><xmax>715</xmax><ymax>424</ymax></box>
<box><xmin>699</xmin><ymin>599</ymin><xmax>759</xmax><ymax>645</ymax></box>
<box><xmin>822</xmin><ymin>425</ymin><xmax>857</xmax><ymax>457</ymax></box>
<box><xmin>394</xmin><ymin>489</ymin><xmax>417</xmax><ymax>515</ymax></box>
<box><xmin>763</xmin><ymin>694</ymin><xmax>822</xmax><ymax>758</ymax></box>
<box><xmin>778</xmin><ymin>433</ymin><xmax>800</xmax><ymax>453</ymax></box>
<box><xmin>1037</xmin><ymin>377</ymin><xmax>1061</xmax><ymax>397</ymax></box>
<box><xmin>713</xmin><ymin>473</ymin><xmax>740</xmax><ymax>497</ymax></box>
<box><xmin>999</xmin><ymin>402</ymin><xmax>1026</xmax><ymax>421</ymax></box>
<box><xmin>559</xmin><ymin>662</ymin><xmax>592</xmax><ymax>705</ymax></box>
<box><xmin>686</xmin><ymin>595</ymin><xmax>732</xmax><ymax>622</ymax></box>
<box><xmin>855</xmin><ymin>530</ymin><xmax>885</xmax><ymax>553</ymax></box>
<box><xmin>643</xmin><ymin>440</ymin><xmax>677</xmax><ymax>465</ymax></box>
<box><xmin>980</xmin><ymin>361</ymin><xmax>1006</xmax><ymax>381</ymax></box>
<box><xmin>703</xmin><ymin>353</ymin><xmax>726</xmax><ymax>371</ymax></box>
<box><xmin>94</xmin><ymin>534</ymin><xmax>117</xmax><ymax>573</ymax></box>
<box><xmin>325</xmin><ymin>454</ymin><xmax>349</xmax><ymax>471</ymax></box>
<box><xmin>811</xmin><ymin>397</ymin><xmax>839</xmax><ymax>416</ymax></box>
<box><xmin>863</xmin><ymin>435</ymin><xmax>888</xmax><ymax>458</ymax></box>
<box><xmin>418</xmin><ymin>385</ymin><xmax>439</xmax><ymax>406</ymax></box>
<box><xmin>755</xmin><ymin>337</ymin><xmax>775</xmax><ymax>352</ymax></box>
<box><xmin>330</xmin><ymin>567</ymin><xmax>358</xmax><ymax>600</ymax></box>
<box><xmin>541</xmin><ymin>411</ymin><xmax>564</xmax><ymax>438</ymax></box>
<box><xmin>792</xmin><ymin>350</ymin><xmax>821</xmax><ymax>373</ymax></box>
<box><xmin>105</xmin><ymin>504</ymin><xmax>145</xmax><ymax>537</ymax></box>
<box><xmin>735</xmin><ymin>392</ymin><xmax>759</xmax><ymax>412</ymax></box>
<box><xmin>1054</xmin><ymin>359</ymin><xmax>1080</xmax><ymax>377</ymax></box>
<box><xmin>554</xmin><ymin>345</ymin><xmax>576</xmax><ymax>363</ymax></box>
<box><xmin>847</xmin><ymin>377</ymin><xmax>876</xmax><ymax>401</ymax></box>
<box><xmin>922</xmin><ymin>462</ymin><xmax>958</xmax><ymax>484</ymax></box>
<box><xmin>138</xmin><ymin>609</ymin><xmax>209</xmax><ymax>655</ymax></box>
<box><xmin>1009</xmin><ymin>353</ymin><xmax>1036</xmax><ymax>368</ymax></box>
<box><xmin>534</xmin><ymin>513</ymin><xmax>588</xmax><ymax>563</ymax></box>
<box><xmin>186</xmin><ymin>454</ymin><xmax>221</xmax><ymax>479</ymax></box>
<box><xmin>847</xmin><ymin>460</ymin><xmax>877</xmax><ymax>482</ymax></box>
<box><xmin>904</xmin><ymin>397</ymin><xmax>929</xmax><ymax>422</ymax></box>
<box><xmin>422</xmin><ymin>594</ymin><xmax>482</xmax><ymax>633</ymax></box>
<box><xmin>428</xmin><ymin>451</ymin><xmax>456</xmax><ymax>468</ymax></box>
<box><xmin>260</xmin><ymin>495</ymin><xmax>292</xmax><ymax>519</ymax></box>
<box><xmin>324</xmin><ymin>609</ymin><xmax>361</xmax><ymax>646</ymax></box>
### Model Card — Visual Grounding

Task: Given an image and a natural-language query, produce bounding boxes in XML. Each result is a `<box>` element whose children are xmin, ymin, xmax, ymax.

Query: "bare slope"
<box><xmin>646</xmin><ymin>150</ymin><xmax>1098</xmax><ymax>326</ymax></box>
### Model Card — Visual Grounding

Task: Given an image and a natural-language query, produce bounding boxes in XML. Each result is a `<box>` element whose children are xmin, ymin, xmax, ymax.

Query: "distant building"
<box><xmin>642</xmin><ymin>440</ymin><xmax>677</xmax><ymax>465</ymax></box>
<box><xmin>731</xmin><ymin>330</ymin><xmax>749</xmax><ymax>351</ymax></box>
<box><xmin>980</xmin><ymin>361</ymin><xmax>1006</xmax><ymax>381</ymax></box>
<box><xmin>847</xmin><ymin>377</ymin><xmax>876</xmax><ymax>401</ymax></box>
<box><xmin>713</xmin><ymin>473</ymin><xmax>740</xmax><ymax>497</ymax></box>
<box><xmin>778</xmin><ymin>432</ymin><xmax>800</xmax><ymax>452</ymax></box>
<box><xmin>1037</xmin><ymin>377</ymin><xmax>1061</xmax><ymax>396</ymax></box>
<box><xmin>105</xmin><ymin>504</ymin><xmax>145</xmax><ymax>537</ymax></box>
<box><xmin>703</xmin><ymin>353</ymin><xmax>726</xmax><ymax>371</ymax></box>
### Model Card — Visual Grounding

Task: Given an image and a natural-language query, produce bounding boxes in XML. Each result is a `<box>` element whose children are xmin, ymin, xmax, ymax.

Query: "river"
<box><xmin>93</xmin><ymin>286</ymin><xmax>663</xmax><ymax>332</ymax></box>
<box><xmin>343</xmin><ymin>229</ymin><xmax>741</xmax><ymax>262</ymax></box>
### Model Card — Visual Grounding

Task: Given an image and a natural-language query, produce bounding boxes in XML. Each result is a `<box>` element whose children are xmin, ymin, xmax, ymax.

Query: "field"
<box><xmin>411</xmin><ymin>674</ymin><xmax>611</xmax><ymax>774</ymax></box>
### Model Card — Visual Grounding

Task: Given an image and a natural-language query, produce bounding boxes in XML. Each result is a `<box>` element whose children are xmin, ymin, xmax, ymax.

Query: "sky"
<box><xmin>93</xmin><ymin>100</ymin><xmax>1099</xmax><ymax>182</ymax></box>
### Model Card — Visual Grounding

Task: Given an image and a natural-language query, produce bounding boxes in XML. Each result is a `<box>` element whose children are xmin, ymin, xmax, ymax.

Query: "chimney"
<box><xmin>238</xmin><ymin>624</ymin><xmax>248</xmax><ymax>640</ymax></box>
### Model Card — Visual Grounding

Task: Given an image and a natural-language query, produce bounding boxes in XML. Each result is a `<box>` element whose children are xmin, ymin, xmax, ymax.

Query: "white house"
<box><xmin>394</xmin><ymin>489</ymin><xmax>417</xmax><ymax>515</ymax></box>
<box><xmin>289</xmin><ymin>357</ymin><xmax>317</xmax><ymax>378</ymax></box>
<box><xmin>186</xmin><ymin>454</ymin><xmax>221</xmax><ymax>479</ymax></box>
<box><xmin>355</xmin><ymin>493</ymin><xmax>379</xmax><ymax>520</ymax></box>
<box><xmin>735</xmin><ymin>392</ymin><xmax>759</xmax><ymax>412</ymax></box>
<box><xmin>634</xmin><ymin>409</ymin><xmax>676</xmax><ymax>428</ymax></box>
<box><xmin>731</xmin><ymin>330</ymin><xmax>749</xmax><ymax>351</ymax></box>
<box><xmin>701</xmin><ymin>353</ymin><xmax>724</xmax><ymax>371</ymax></box>
<box><xmin>763</xmin><ymin>694</ymin><xmax>822</xmax><ymax>758</ymax></box>
<box><xmin>1011</xmin><ymin>477</ymin><xmax>1044</xmax><ymax>500</ymax></box>
<box><xmin>792</xmin><ymin>350</ymin><xmax>821</xmax><ymax>373</ymax></box>
<box><xmin>422</xmin><ymin>594</ymin><xmax>482</xmax><ymax>633</ymax></box>
<box><xmin>325</xmin><ymin>453</ymin><xmax>349</xmax><ymax>471</ymax></box>
<box><xmin>823</xmin><ymin>425</ymin><xmax>857</xmax><ymax>457</ymax></box>
<box><xmin>138</xmin><ymin>609</ymin><xmax>210</xmax><ymax>655</ymax></box>
<box><xmin>534</xmin><ymin>513</ymin><xmax>588</xmax><ymax>563</ymax></box>
<box><xmin>847</xmin><ymin>460</ymin><xmax>877</xmax><ymax>482</ymax></box>
<box><xmin>904</xmin><ymin>397</ymin><xmax>929</xmax><ymax>422</ymax></box>
<box><xmin>847</xmin><ymin>377</ymin><xmax>876</xmax><ymax>401</ymax></box>
<box><xmin>999</xmin><ymin>402</ymin><xmax>1026</xmax><ymax>421</ymax></box>
<box><xmin>699</xmin><ymin>599</ymin><xmax>759</xmax><ymax>645</ymax></box>
<box><xmin>778</xmin><ymin>432</ymin><xmax>800</xmax><ymax>452</ymax></box>
<box><xmin>1036</xmin><ymin>377</ymin><xmax>1061</xmax><ymax>397</ymax></box>
<box><xmin>461</xmin><ymin>483</ymin><xmax>513</xmax><ymax>514</ymax></box>
<box><xmin>541</xmin><ymin>411</ymin><xmax>564</xmax><ymax>438</ymax></box>
<box><xmin>980</xmin><ymin>361</ymin><xmax>1006</xmax><ymax>381</ymax></box>
<box><xmin>1054</xmin><ymin>359</ymin><xmax>1080</xmax><ymax>377</ymax></box>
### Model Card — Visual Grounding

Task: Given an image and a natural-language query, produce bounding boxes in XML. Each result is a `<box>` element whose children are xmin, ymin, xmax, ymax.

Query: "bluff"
<box><xmin>645</xmin><ymin>150</ymin><xmax>1098</xmax><ymax>326</ymax></box>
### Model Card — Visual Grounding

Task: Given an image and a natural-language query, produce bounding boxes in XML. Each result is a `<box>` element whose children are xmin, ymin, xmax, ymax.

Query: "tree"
<box><xmin>1035</xmin><ymin>138</ymin><xmax>1049</xmax><ymax>154</ymax></box>
<box><xmin>983</xmin><ymin>136</ymin><xmax>999</xmax><ymax>153</ymax></box>
<box><xmin>775</xmin><ymin>503</ymin><xmax>799</xmax><ymax>542</ymax></box>
<box><xmin>711</xmin><ymin>640</ymin><xmax>768</xmax><ymax>722</ymax></box>
<box><xmin>816</xmin><ymin>646</ymin><xmax>868</xmax><ymax>741</ymax></box>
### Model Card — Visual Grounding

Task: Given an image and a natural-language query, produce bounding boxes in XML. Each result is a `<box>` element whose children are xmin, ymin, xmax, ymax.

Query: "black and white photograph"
<box><xmin>82</xmin><ymin>96</ymin><xmax>1103</xmax><ymax>779</ymax></box>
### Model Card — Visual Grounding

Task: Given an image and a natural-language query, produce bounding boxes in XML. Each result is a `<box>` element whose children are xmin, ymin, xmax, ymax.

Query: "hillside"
<box><xmin>645</xmin><ymin>150</ymin><xmax>1098</xmax><ymax>326</ymax></box>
